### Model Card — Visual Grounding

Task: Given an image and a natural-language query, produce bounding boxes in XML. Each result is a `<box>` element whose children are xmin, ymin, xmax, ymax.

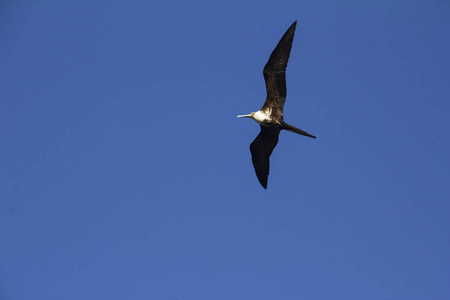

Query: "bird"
<box><xmin>237</xmin><ymin>20</ymin><xmax>316</xmax><ymax>189</ymax></box>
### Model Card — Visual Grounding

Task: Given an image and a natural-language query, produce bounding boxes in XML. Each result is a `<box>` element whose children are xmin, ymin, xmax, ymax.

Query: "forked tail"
<box><xmin>283</xmin><ymin>123</ymin><xmax>316</xmax><ymax>138</ymax></box>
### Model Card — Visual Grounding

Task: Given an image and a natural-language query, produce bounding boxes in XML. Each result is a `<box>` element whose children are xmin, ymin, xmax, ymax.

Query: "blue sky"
<box><xmin>1</xmin><ymin>1</ymin><xmax>450</xmax><ymax>299</ymax></box>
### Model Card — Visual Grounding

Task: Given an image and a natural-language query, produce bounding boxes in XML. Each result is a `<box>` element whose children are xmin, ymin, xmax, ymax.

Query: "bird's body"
<box><xmin>252</xmin><ymin>110</ymin><xmax>274</xmax><ymax>124</ymax></box>
<box><xmin>238</xmin><ymin>21</ymin><xmax>316</xmax><ymax>189</ymax></box>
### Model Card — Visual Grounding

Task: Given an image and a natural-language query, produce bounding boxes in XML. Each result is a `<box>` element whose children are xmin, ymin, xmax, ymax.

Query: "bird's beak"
<box><xmin>237</xmin><ymin>114</ymin><xmax>252</xmax><ymax>118</ymax></box>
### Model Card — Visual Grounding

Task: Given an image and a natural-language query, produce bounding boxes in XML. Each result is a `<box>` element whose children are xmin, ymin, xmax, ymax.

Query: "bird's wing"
<box><xmin>261</xmin><ymin>21</ymin><xmax>297</xmax><ymax>120</ymax></box>
<box><xmin>250</xmin><ymin>126</ymin><xmax>281</xmax><ymax>189</ymax></box>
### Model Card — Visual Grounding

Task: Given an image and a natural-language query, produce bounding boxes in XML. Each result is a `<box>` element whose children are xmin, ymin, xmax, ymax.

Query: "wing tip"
<box><xmin>291</xmin><ymin>20</ymin><xmax>298</xmax><ymax>29</ymax></box>
<box><xmin>255</xmin><ymin>170</ymin><xmax>269</xmax><ymax>189</ymax></box>
<box><xmin>259</xmin><ymin>180</ymin><xmax>268</xmax><ymax>189</ymax></box>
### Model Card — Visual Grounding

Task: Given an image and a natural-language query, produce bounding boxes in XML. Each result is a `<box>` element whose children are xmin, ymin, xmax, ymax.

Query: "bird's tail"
<box><xmin>283</xmin><ymin>123</ymin><xmax>316</xmax><ymax>138</ymax></box>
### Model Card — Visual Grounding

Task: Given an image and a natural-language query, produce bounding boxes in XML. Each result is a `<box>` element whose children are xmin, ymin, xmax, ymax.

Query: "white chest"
<box><xmin>253</xmin><ymin>110</ymin><xmax>271</xmax><ymax>124</ymax></box>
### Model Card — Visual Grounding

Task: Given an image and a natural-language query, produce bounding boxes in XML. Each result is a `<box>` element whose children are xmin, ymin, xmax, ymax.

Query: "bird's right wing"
<box><xmin>261</xmin><ymin>21</ymin><xmax>297</xmax><ymax>120</ymax></box>
<box><xmin>250</xmin><ymin>126</ymin><xmax>281</xmax><ymax>189</ymax></box>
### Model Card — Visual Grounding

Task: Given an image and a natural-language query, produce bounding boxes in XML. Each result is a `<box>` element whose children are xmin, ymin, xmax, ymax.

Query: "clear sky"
<box><xmin>1</xmin><ymin>1</ymin><xmax>450</xmax><ymax>299</ymax></box>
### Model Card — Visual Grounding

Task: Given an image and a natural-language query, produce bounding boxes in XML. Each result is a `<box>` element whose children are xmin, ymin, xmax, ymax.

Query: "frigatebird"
<box><xmin>237</xmin><ymin>21</ymin><xmax>316</xmax><ymax>189</ymax></box>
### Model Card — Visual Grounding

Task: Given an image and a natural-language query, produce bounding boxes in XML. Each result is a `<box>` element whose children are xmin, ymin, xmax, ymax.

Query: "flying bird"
<box><xmin>237</xmin><ymin>21</ymin><xmax>316</xmax><ymax>189</ymax></box>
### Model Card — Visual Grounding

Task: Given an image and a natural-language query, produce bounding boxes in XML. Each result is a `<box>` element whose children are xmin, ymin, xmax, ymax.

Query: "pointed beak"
<box><xmin>237</xmin><ymin>114</ymin><xmax>252</xmax><ymax>118</ymax></box>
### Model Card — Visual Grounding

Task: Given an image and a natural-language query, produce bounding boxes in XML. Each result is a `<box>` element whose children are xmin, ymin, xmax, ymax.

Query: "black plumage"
<box><xmin>237</xmin><ymin>21</ymin><xmax>316</xmax><ymax>189</ymax></box>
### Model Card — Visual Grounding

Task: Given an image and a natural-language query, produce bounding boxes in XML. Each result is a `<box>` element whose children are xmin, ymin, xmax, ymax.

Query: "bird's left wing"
<box><xmin>250</xmin><ymin>126</ymin><xmax>281</xmax><ymax>189</ymax></box>
<box><xmin>261</xmin><ymin>21</ymin><xmax>297</xmax><ymax>119</ymax></box>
